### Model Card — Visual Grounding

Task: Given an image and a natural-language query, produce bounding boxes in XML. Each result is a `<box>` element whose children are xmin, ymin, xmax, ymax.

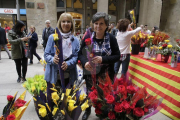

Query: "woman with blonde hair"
<box><xmin>28</xmin><ymin>25</ymin><xmax>41</xmax><ymax>65</ymax></box>
<box><xmin>44</xmin><ymin>13</ymin><xmax>79</xmax><ymax>87</ymax></box>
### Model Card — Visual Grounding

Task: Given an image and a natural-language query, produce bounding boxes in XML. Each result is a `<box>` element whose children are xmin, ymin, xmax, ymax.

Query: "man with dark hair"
<box><xmin>0</xmin><ymin>25</ymin><xmax>11</xmax><ymax>60</ymax></box>
<box><xmin>4</xmin><ymin>23</ymin><xmax>11</xmax><ymax>33</ymax></box>
<box><xmin>110</xmin><ymin>23</ymin><xmax>118</xmax><ymax>37</ymax></box>
<box><xmin>144</xmin><ymin>25</ymin><xmax>151</xmax><ymax>34</ymax></box>
<box><xmin>42</xmin><ymin>20</ymin><xmax>55</xmax><ymax>50</ymax></box>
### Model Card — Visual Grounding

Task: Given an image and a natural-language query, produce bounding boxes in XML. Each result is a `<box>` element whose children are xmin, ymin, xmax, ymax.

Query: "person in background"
<box><xmin>42</xmin><ymin>20</ymin><xmax>55</xmax><ymax>50</ymax></box>
<box><xmin>76</xmin><ymin>29</ymin><xmax>81</xmax><ymax>36</ymax></box>
<box><xmin>86</xmin><ymin>25</ymin><xmax>89</xmax><ymax>31</ymax></box>
<box><xmin>28</xmin><ymin>25</ymin><xmax>41</xmax><ymax>65</ymax></box>
<box><xmin>8</xmin><ymin>20</ymin><xmax>29</xmax><ymax>83</ymax></box>
<box><xmin>79</xmin><ymin>12</ymin><xmax>120</xmax><ymax>120</ymax></box>
<box><xmin>151</xmin><ymin>26</ymin><xmax>159</xmax><ymax>35</ymax></box>
<box><xmin>144</xmin><ymin>25</ymin><xmax>151</xmax><ymax>34</ymax></box>
<box><xmin>0</xmin><ymin>25</ymin><xmax>11</xmax><ymax>60</ymax></box>
<box><xmin>110</xmin><ymin>23</ymin><xmax>118</xmax><ymax>37</ymax></box>
<box><xmin>114</xmin><ymin>19</ymin><xmax>142</xmax><ymax>78</ymax></box>
<box><xmin>4</xmin><ymin>23</ymin><xmax>11</xmax><ymax>33</ymax></box>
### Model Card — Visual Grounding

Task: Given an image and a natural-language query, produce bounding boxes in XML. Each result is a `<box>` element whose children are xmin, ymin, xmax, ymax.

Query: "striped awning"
<box><xmin>129</xmin><ymin>54</ymin><xmax>180</xmax><ymax>120</ymax></box>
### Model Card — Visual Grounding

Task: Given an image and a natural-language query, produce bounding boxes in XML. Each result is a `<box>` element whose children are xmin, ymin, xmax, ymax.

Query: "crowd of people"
<box><xmin>0</xmin><ymin>12</ymin><xmax>161</xmax><ymax>120</ymax></box>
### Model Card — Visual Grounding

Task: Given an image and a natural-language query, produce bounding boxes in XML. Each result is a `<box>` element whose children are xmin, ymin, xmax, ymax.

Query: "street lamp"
<box><xmin>92</xmin><ymin>0</ymin><xmax>97</xmax><ymax>3</ymax></box>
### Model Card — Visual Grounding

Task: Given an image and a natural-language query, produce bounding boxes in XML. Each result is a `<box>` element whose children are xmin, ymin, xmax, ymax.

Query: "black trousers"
<box><xmin>14</xmin><ymin>57</ymin><xmax>28</xmax><ymax>79</ymax></box>
<box><xmin>30</xmin><ymin>46</ymin><xmax>41</xmax><ymax>63</ymax></box>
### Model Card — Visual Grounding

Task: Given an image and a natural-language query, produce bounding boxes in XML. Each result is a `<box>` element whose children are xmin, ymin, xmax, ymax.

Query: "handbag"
<box><xmin>24</xmin><ymin>45</ymin><xmax>30</xmax><ymax>58</ymax></box>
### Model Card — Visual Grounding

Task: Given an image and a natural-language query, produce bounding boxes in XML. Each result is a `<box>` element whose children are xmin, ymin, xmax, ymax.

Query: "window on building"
<box><xmin>66</xmin><ymin>0</ymin><xmax>72</xmax><ymax>8</ymax></box>
<box><xmin>57</xmin><ymin>0</ymin><xmax>64</xmax><ymax>7</ymax></box>
<box><xmin>74</xmin><ymin>0</ymin><xmax>82</xmax><ymax>8</ymax></box>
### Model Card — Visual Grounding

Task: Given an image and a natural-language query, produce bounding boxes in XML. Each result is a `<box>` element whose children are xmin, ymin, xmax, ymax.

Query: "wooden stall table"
<box><xmin>129</xmin><ymin>52</ymin><xmax>180</xmax><ymax>120</ymax></box>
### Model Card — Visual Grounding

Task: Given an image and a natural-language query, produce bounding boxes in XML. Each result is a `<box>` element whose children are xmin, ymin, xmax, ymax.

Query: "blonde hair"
<box><xmin>30</xmin><ymin>25</ymin><xmax>36</xmax><ymax>31</ymax></box>
<box><xmin>57</xmin><ymin>13</ymin><xmax>74</xmax><ymax>34</ymax></box>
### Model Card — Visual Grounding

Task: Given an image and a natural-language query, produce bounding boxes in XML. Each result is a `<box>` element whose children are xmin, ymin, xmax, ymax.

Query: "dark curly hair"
<box><xmin>14</xmin><ymin>20</ymin><xmax>25</xmax><ymax>35</ymax></box>
<box><xmin>117</xmin><ymin>19</ymin><xmax>130</xmax><ymax>32</ymax></box>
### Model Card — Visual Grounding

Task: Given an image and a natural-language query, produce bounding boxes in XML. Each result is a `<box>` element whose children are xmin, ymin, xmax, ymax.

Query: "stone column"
<box><xmin>138</xmin><ymin>0</ymin><xmax>162</xmax><ymax>28</ymax></box>
<box><xmin>117</xmin><ymin>0</ymin><xmax>126</xmax><ymax>21</ymax></box>
<box><xmin>97</xmin><ymin>0</ymin><xmax>108</xmax><ymax>14</ymax></box>
<box><xmin>25</xmin><ymin>0</ymin><xmax>57</xmax><ymax>35</ymax></box>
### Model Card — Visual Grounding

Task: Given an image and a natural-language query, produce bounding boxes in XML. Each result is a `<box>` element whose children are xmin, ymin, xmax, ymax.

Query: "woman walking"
<box><xmin>114</xmin><ymin>19</ymin><xmax>142</xmax><ymax>78</ymax></box>
<box><xmin>8</xmin><ymin>20</ymin><xmax>29</xmax><ymax>82</ymax></box>
<box><xmin>28</xmin><ymin>25</ymin><xmax>41</xmax><ymax>65</ymax></box>
<box><xmin>78</xmin><ymin>12</ymin><xmax>120</xmax><ymax>120</ymax></box>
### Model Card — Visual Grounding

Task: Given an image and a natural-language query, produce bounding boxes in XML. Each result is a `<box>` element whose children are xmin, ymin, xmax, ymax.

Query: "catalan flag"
<box><xmin>129</xmin><ymin>54</ymin><xmax>180</xmax><ymax>120</ymax></box>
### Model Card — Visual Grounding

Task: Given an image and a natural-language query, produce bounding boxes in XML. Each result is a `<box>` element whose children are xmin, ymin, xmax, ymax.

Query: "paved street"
<box><xmin>0</xmin><ymin>49</ymin><xmax>171</xmax><ymax>120</ymax></box>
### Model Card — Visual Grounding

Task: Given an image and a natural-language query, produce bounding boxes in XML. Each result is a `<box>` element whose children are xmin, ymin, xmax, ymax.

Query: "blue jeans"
<box><xmin>114</xmin><ymin>54</ymin><xmax>130</xmax><ymax>75</ymax></box>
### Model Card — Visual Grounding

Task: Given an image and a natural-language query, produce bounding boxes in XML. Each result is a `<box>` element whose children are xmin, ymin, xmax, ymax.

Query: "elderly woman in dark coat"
<box><xmin>78</xmin><ymin>12</ymin><xmax>120</xmax><ymax>120</ymax></box>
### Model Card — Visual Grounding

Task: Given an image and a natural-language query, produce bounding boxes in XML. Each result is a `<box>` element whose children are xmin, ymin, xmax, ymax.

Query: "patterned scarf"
<box><xmin>92</xmin><ymin>32</ymin><xmax>112</xmax><ymax>56</ymax></box>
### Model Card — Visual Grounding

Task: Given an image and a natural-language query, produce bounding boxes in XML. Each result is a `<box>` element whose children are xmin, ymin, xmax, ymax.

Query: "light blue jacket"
<box><xmin>44</xmin><ymin>34</ymin><xmax>80</xmax><ymax>85</ymax></box>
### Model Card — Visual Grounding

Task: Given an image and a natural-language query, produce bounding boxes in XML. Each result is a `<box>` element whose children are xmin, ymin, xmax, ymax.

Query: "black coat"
<box><xmin>42</xmin><ymin>27</ymin><xmax>54</xmax><ymax>47</ymax></box>
<box><xmin>0</xmin><ymin>27</ymin><xmax>7</xmax><ymax>45</ymax></box>
<box><xmin>28</xmin><ymin>32</ymin><xmax>38</xmax><ymax>48</ymax></box>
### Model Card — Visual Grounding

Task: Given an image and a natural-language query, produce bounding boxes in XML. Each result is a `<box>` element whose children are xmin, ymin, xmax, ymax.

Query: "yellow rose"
<box><xmin>41</xmin><ymin>87</ymin><xmax>44</xmax><ymax>91</ymax></box>
<box><xmin>130</xmin><ymin>10</ymin><xmax>134</xmax><ymax>14</ymax></box>
<box><xmin>39</xmin><ymin>107</ymin><xmax>47</xmax><ymax>117</ymax></box>
<box><xmin>23</xmin><ymin>84</ymin><xmax>26</xmax><ymax>88</ymax></box>
<box><xmin>65</xmin><ymin>89</ymin><xmax>71</xmax><ymax>96</ymax></box>
<box><xmin>150</xmin><ymin>36</ymin><xmax>154</xmax><ymax>39</ymax></box>
<box><xmin>53</xmin><ymin>30</ymin><xmax>59</xmax><ymax>41</ymax></box>
<box><xmin>51</xmin><ymin>92</ymin><xmax>59</xmax><ymax>101</ymax></box>
<box><xmin>165</xmin><ymin>40</ymin><xmax>170</xmax><ymax>43</ymax></box>
<box><xmin>168</xmin><ymin>45</ymin><xmax>172</xmax><ymax>48</ymax></box>
<box><xmin>61</xmin><ymin>110</ymin><xmax>65</xmax><ymax>115</ymax></box>
<box><xmin>31</xmin><ymin>86</ymin><xmax>36</xmax><ymax>92</ymax></box>
<box><xmin>150</xmin><ymin>47</ymin><xmax>153</xmax><ymax>49</ymax></box>
<box><xmin>68</xmin><ymin>100</ymin><xmax>77</xmax><ymax>112</ymax></box>
<box><xmin>38</xmin><ymin>104</ymin><xmax>47</xmax><ymax>117</ymax></box>
<box><xmin>151</xmin><ymin>58</ymin><xmax>156</xmax><ymax>61</ymax></box>
<box><xmin>52</xmin><ymin>107</ymin><xmax>58</xmax><ymax>116</ymax></box>
<box><xmin>79</xmin><ymin>94</ymin><xmax>87</xmax><ymax>102</ymax></box>
<box><xmin>81</xmin><ymin>100</ymin><xmax>89</xmax><ymax>111</ymax></box>
<box><xmin>159</xmin><ymin>47</ymin><xmax>163</xmax><ymax>50</ymax></box>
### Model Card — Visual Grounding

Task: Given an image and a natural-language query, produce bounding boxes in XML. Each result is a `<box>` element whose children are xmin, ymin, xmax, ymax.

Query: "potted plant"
<box><xmin>157</xmin><ymin>40</ymin><xmax>173</xmax><ymax>63</ymax></box>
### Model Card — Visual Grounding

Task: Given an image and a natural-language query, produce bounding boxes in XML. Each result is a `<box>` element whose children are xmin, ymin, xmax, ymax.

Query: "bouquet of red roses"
<box><xmin>88</xmin><ymin>73</ymin><xmax>163</xmax><ymax>120</ymax></box>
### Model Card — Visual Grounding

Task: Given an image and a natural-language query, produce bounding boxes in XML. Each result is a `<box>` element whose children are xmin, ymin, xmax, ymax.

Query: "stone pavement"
<box><xmin>0</xmin><ymin>49</ymin><xmax>171</xmax><ymax>120</ymax></box>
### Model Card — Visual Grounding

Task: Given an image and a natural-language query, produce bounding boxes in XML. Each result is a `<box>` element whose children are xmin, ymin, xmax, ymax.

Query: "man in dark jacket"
<box><xmin>42</xmin><ymin>20</ymin><xmax>55</xmax><ymax>50</ymax></box>
<box><xmin>0</xmin><ymin>25</ymin><xmax>11</xmax><ymax>60</ymax></box>
<box><xmin>110</xmin><ymin>23</ymin><xmax>118</xmax><ymax>37</ymax></box>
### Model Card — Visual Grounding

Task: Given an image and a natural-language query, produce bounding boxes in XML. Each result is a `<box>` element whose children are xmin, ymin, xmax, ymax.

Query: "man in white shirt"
<box><xmin>144</xmin><ymin>25</ymin><xmax>151</xmax><ymax>35</ymax></box>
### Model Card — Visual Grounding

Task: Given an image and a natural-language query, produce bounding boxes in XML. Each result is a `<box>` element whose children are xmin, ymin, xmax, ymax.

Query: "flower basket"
<box><xmin>131</xmin><ymin>44</ymin><xmax>140</xmax><ymax>55</ymax></box>
<box><xmin>161</xmin><ymin>54</ymin><xmax>169</xmax><ymax>63</ymax></box>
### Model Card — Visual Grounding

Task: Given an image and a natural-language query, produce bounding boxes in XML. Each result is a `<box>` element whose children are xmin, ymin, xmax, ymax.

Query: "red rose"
<box><xmin>7</xmin><ymin>95</ymin><xmax>14</xmax><ymax>102</ymax></box>
<box><xmin>93</xmin><ymin>89</ymin><xmax>98</xmax><ymax>95</ymax></box>
<box><xmin>162</xmin><ymin>44</ymin><xmax>167</xmax><ymax>48</ymax></box>
<box><xmin>108</xmin><ymin>111</ymin><xmax>116</xmax><ymax>120</ymax></box>
<box><xmin>105</xmin><ymin>95</ymin><xmax>114</xmax><ymax>104</ymax></box>
<box><xmin>121</xmin><ymin>101</ymin><xmax>130</xmax><ymax>111</ymax></box>
<box><xmin>78</xmin><ymin>60</ymin><xmax>81</xmax><ymax>64</ymax></box>
<box><xmin>88</xmin><ymin>92</ymin><xmax>97</xmax><ymax>102</ymax></box>
<box><xmin>15</xmin><ymin>103</ymin><xmax>24</xmax><ymax>108</ymax></box>
<box><xmin>7</xmin><ymin>115</ymin><xmax>16</xmax><ymax>120</ymax></box>
<box><xmin>133</xmin><ymin>107</ymin><xmax>145</xmax><ymax>117</ymax></box>
<box><xmin>96</xmin><ymin>102</ymin><xmax>103</xmax><ymax>109</ymax></box>
<box><xmin>130</xmin><ymin>103</ymin><xmax>136</xmax><ymax>109</ymax></box>
<box><xmin>95</xmin><ymin>108</ymin><xmax>102</xmax><ymax>115</ymax></box>
<box><xmin>114</xmin><ymin>103</ymin><xmax>123</xmax><ymax>113</ymax></box>
<box><xmin>144</xmin><ymin>107</ymin><xmax>149</xmax><ymax>113</ymax></box>
<box><xmin>117</xmin><ymin>85</ymin><xmax>126</xmax><ymax>94</ymax></box>
<box><xmin>85</xmin><ymin>38</ymin><xmax>91</xmax><ymax>45</ymax></box>
<box><xmin>127</xmin><ymin>85</ymin><xmax>136</xmax><ymax>94</ymax></box>
<box><xmin>126</xmin><ymin>108</ymin><xmax>131</xmax><ymax>114</ymax></box>
<box><xmin>91</xmin><ymin>86</ymin><xmax>96</xmax><ymax>91</ymax></box>
<box><xmin>14</xmin><ymin>99</ymin><xmax>26</xmax><ymax>108</ymax></box>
